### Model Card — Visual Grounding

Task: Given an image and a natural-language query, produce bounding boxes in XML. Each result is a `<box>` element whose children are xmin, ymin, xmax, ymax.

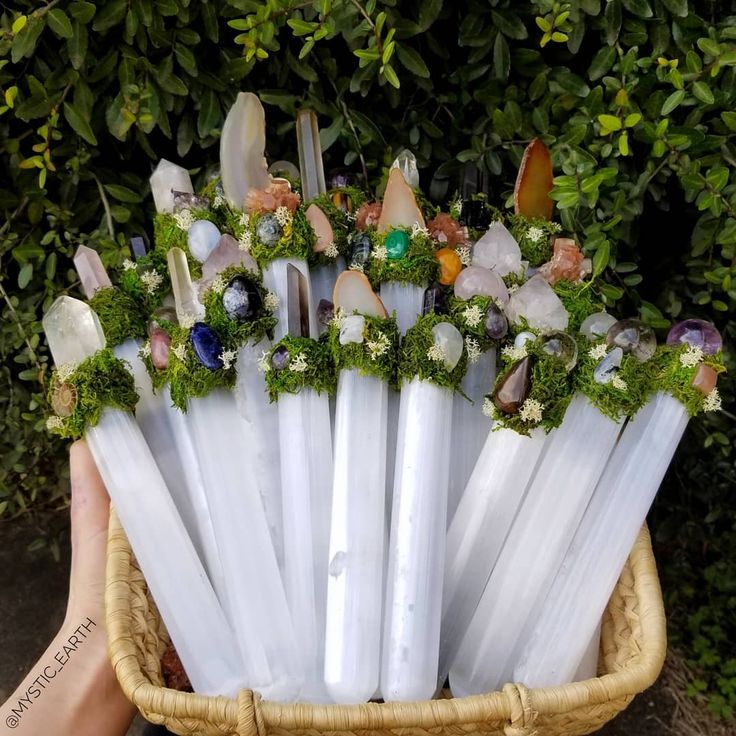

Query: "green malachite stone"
<box><xmin>385</xmin><ymin>230</ymin><xmax>410</xmax><ymax>259</ymax></box>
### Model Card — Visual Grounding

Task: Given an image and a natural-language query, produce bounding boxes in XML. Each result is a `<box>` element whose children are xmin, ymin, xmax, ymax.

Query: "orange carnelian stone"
<box><xmin>436</xmin><ymin>247</ymin><xmax>463</xmax><ymax>285</ymax></box>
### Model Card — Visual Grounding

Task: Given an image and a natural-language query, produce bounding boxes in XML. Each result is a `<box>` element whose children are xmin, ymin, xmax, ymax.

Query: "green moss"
<box><xmin>88</xmin><ymin>287</ymin><xmax>147</xmax><ymax>346</ymax></box>
<box><xmin>327</xmin><ymin>314</ymin><xmax>399</xmax><ymax>384</ymax></box>
<box><xmin>248</xmin><ymin>207</ymin><xmax>315</xmax><ymax>267</ymax></box>
<box><xmin>508</xmin><ymin>214</ymin><xmax>560</xmax><ymax>266</ymax></box>
<box><xmin>46</xmin><ymin>349</ymin><xmax>138</xmax><ymax>440</ymax></box>
<box><xmin>152</xmin><ymin>210</ymin><xmax>220</xmax><ymax>278</ymax></box>
<box><xmin>449</xmin><ymin>295</ymin><xmax>497</xmax><ymax>352</ymax></box>
<box><xmin>117</xmin><ymin>250</ymin><xmax>170</xmax><ymax>313</ymax></box>
<box><xmin>365</xmin><ymin>227</ymin><xmax>439</xmax><ymax>287</ymax></box>
<box><xmin>265</xmin><ymin>335</ymin><xmax>336</xmax><ymax>401</ymax></box>
<box><xmin>553</xmin><ymin>280</ymin><xmax>603</xmax><ymax>333</ymax></box>
<box><xmin>397</xmin><ymin>313</ymin><xmax>468</xmax><ymax>391</ymax></box>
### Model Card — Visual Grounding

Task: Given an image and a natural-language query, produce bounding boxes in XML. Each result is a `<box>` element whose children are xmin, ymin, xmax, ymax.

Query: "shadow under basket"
<box><xmin>105</xmin><ymin>509</ymin><xmax>667</xmax><ymax>736</ymax></box>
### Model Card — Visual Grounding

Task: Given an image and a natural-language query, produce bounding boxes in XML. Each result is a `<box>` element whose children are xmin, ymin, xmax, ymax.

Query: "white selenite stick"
<box><xmin>325</xmin><ymin>370</ymin><xmax>388</xmax><ymax>703</ymax></box>
<box><xmin>311</xmin><ymin>258</ymin><xmax>346</xmax><ymax>331</ymax></box>
<box><xmin>278</xmin><ymin>388</ymin><xmax>334</xmax><ymax>702</ymax></box>
<box><xmin>44</xmin><ymin>297</ymin><xmax>243</xmax><ymax>696</ymax></box>
<box><xmin>263</xmin><ymin>258</ymin><xmax>317</xmax><ymax>341</ymax></box>
<box><xmin>438</xmin><ymin>425</ymin><xmax>548</xmax><ymax>682</ymax></box>
<box><xmin>187</xmin><ymin>389</ymin><xmax>303</xmax><ymax>701</ymax></box>
<box><xmin>513</xmin><ymin>391</ymin><xmax>688</xmax><ymax>688</ymax></box>
<box><xmin>381</xmin><ymin>377</ymin><xmax>453</xmax><ymax>701</ymax></box>
<box><xmin>379</xmin><ymin>281</ymin><xmax>425</xmax><ymax>337</ymax></box>
<box><xmin>449</xmin><ymin>394</ymin><xmax>623</xmax><ymax>696</ymax></box>
<box><xmin>447</xmin><ymin>348</ymin><xmax>497</xmax><ymax>524</ymax></box>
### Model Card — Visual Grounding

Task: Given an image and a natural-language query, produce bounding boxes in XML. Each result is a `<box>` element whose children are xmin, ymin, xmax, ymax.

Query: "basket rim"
<box><xmin>105</xmin><ymin>509</ymin><xmax>667</xmax><ymax>732</ymax></box>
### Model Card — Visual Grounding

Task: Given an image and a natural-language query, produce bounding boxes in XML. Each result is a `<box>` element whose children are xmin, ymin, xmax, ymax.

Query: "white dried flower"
<box><xmin>274</xmin><ymin>206</ymin><xmax>291</xmax><ymax>227</ymax></box>
<box><xmin>290</xmin><ymin>353</ymin><xmax>308</xmax><ymax>373</ymax></box>
<box><xmin>463</xmin><ymin>304</ymin><xmax>484</xmax><ymax>328</ymax></box>
<box><xmin>264</xmin><ymin>291</ymin><xmax>280</xmax><ymax>312</ymax></box>
<box><xmin>588</xmin><ymin>343</ymin><xmax>609</xmax><ymax>360</ymax></box>
<box><xmin>519</xmin><ymin>398</ymin><xmax>544</xmax><ymax>424</ymax></box>
<box><xmin>238</xmin><ymin>212</ymin><xmax>251</xmax><ymax>228</ymax></box>
<box><xmin>257</xmin><ymin>350</ymin><xmax>271</xmax><ymax>373</ymax></box>
<box><xmin>213</xmin><ymin>193</ymin><xmax>226</xmax><ymax>209</ymax></box>
<box><xmin>411</xmin><ymin>222</ymin><xmax>430</xmax><ymax>239</ymax></box>
<box><xmin>551</xmin><ymin>222</ymin><xmax>562</xmax><ymax>232</ymax></box>
<box><xmin>482</xmin><ymin>397</ymin><xmax>495</xmax><ymax>418</ymax></box>
<box><xmin>611</xmin><ymin>375</ymin><xmax>628</xmax><ymax>391</ymax></box>
<box><xmin>140</xmin><ymin>341</ymin><xmax>152</xmax><ymax>358</ymax></box>
<box><xmin>502</xmin><ymin>344</ymin><xmax>528</xmax><ymax>361</ymax></box>
<box><xmin>465</xmin><ymin>336</ymin><xmax>482</xmax><ymax>364</ymax></box>
<box><xmin>173</xmin><ymin>209</ymin><xmax>194</xmax><ymax>230</ymax></box>
<box><xmin>350</xmin><ymin>262</ymin><xmax>365</xmax><ymax>273</ymax></box>
<box><xmin>450</xmin><ymin>195</ymin><xmax>463</xmax><ymax>220</ymax></box>
<box><xmin>210</xmin><ymin>276</ymin><xmax>226</xmax><ymax>295</ymax></box>
<box><xmin>367</xmin><ymin>332</ymin><xmax>391</xmax><ymax>360</ymax></box>
<box><xmin>324</xmin><ymin>242</ymin><xmax>339</xmax><ymax>259</ymax></box>
<box><xmin>345</xmin><ymin>210</ymin><xmax>357</xmax><ymax>222</ymax></box>
<box><xmin>427</xmin><ymin>342</ymin><xmax>447</xmax><ymax>363</ymax></box>
<box><xmin>178</xmin><ymin>313</ymin><xmax>195</xmax><ymax>329</ymax></box>
<box><xmin>46</xmin><ymin>415</ymin><xmax>64</xmax><ymax>431</ymax></box>
<box><xmin>372</xmin><ymin>245</ymin><xmax>388</xmax><ymax>261</ymax></box>
<box><xmin>703</xmin><ymin>388</ymin><xmax>722</xmax><ymax>412</ymax></box>
<box><xmin>219</xmin><ymin>349</ymin><xmax>237</xmax><ymax>370</ymax></box>
<box><xmin>140</xmin><ymin>269</ymin><xmax>163</xmax><ymax>295</ymax></box>
<box><xmin>331</xmin><ymin>307</ymin><xmax>345</xmax><ymax>329</ymax></box>
<box><xmin>456</xmin><ymin>245</ymin><xmax>472</xmax><ymax>266</ymax></box>
<box><xmin>172</xmin><ymin>343</ymin><xmax>187</xmax><ymax>362</ymax></box>
<box><xmin>526</xmin><ymin>226</ymin><xmax>545</xmax><ymax>243</ymax></box>
<box><xmin>122</xmin><ymin>258</ymin><xmax>136</xmax><ymax>271</ymax></box>
<box><xmin>238</xmin><ymin>230</ymin><xmax>252</xmax><ymax>252</ymax></box>
<box><xmin>56</xmin><ymin>363</ymin><xmax>76</xmax><ymax>382</ymax></box>
<box><xmin>680</xmin><ymin>345</ymin><xmax>704</xmax><ymax>368</ymax></box>
<box><xmin>507</xmin><ymin>283</ymin><xmax>520</xmax><ymax>295</ymax></box>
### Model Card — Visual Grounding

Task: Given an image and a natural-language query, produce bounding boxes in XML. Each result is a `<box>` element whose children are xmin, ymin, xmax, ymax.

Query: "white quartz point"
<box><xmin>297</xmin><ymin>109</ymin><xmax>327</xmax><ymax>202</ymax></box>
<box><xmin>439</xmin><ymin>426</ymin><xmax>547</xmax><ymax>681</ymax></box>
<box><xmin>472</xmin><ymin>222</ymin><xmax>523</xmax><ymax>277</ymax></box>
<box><xmin>453</xmin><ymin>266</ymin><xmax>509</xmax><ymax>304</ymax></box>
<box><xmin>333</xmin><ymin>270</ymin><xmax>388</xmax><ymax>318</ymax></box>
<box><xmin>220</xmin><ymin>92</ymin><xmax>272</xmax><ymax>208</ymax></box>
<box><xmin>167</xmin><ymin>247</ymin><xmax>205</xmax><ymax>323</ymax></box>
<box><xmin>306</xmin><ymin>204</ymin><xmax>335</xmax><ymax>253</ymax></box>
<box><xmin>381</xmin><ymin>377</ymin><xmax>453</xmax><ymax>701</ymax></box>
<box><xmin>188</xmin><ymin>220</ymin><xmax>221</xmax><ymax>263</ymax></box>
<box><xmin>379</xmin><ymin>281</ymin><xmax>424</xmax><ymax>336</ymax></box>
<box><xmin>340</xmin><ymin>315</ymin><xmax>365</xmax><ymax>345</ymax></box>
<box><xmin>43</xmin><ymin>296</ymin><xmax>106</xmax><ymax>365</ymax></box>
<box><xmin>432</xmin><ymin>322</ymin><xmax>463</xmax><ymax>370</ymax></box>
<box><xmin>74</xmin><ymin>245</ymin><xmax>112</xmax><ymax>298</ymax></box>
<box><xmin>505</xmin><ymin>275</ymin><xmax>569</xmax><ymax>333</ymax></box>
<box><xmin>262</xmin><ymin>257</ymin><xmax>317</xmax><ymax>341</ymax></box>
<box><xmin>448</xmin><ymin>395</ymin><xmax>622</xmax><ymax>696</ymax></box>
<box><xmin>150</xmin><ymin>158</ymin><xmax>193</xmax><ymax>214</ymax></box>
<box><xmin>514</xmin><ymin>392</ymin><xmax>688</xmax><ymax>688</ymax></box>
<box><xmin>377</xmin><ymin>168</ymin><xmax>425</xmax><ymax>233</ymax></box>
<box><xmin>391</xmin><ymin>149</ymin><xmax>420</xmax><ymax>190</ymax></box>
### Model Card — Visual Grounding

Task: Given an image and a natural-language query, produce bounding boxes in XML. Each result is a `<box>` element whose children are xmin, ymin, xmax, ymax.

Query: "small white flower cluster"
<box><xmin>331</xmin><ymin>307</ymin><xmax>345</xmax><ymax>330</ymax></box>
<box><xmin>122</xmin><ymin>258</ymin><xmax>136</xmax><ymax>271</ymax></box>
<box><xmin>179</xmin><ymin>312</ymin><xmax>195</xmax><ymax>329</ymax></box>
<box><xmin>210</xmin><ymin>275</ymin><xmax>226</xmax><ymax>295</ymax></box>
<box><xmin>465</xmin><ymin>336</ymin><xmax>482</xmax><ymax>364</ymax></box>
<box><xmin>46</xmin><ymin>415</ymin><xmax>64</xmax><ymax>431</ymax></box>
<box><xmin>482</xmin><ymin>397</ymin><xmax>495</xmax><ymax>418</ymax></box>
<box><xmin>551</xmin><ymin>222</ymin><xmax>562</xmax><ymax>232</ymax></box>
<box><xmin>213</xmin><ymin>193</ymin><xmax>226</xmax><ymax>209</ymax></box>
<box><xmin>456</xmin><ymin>245</ymin><xmax>472</xmax><ymax>266</ymax></box>
<box><xmin>140</xmin><ymin>269</ymin><xmax>163</xmax><ymax>295</ymax></box>
<box><xmin>526</xmin><ymin>226</ymin><xmax>545</xmax><ymax>243</ymax></box>
<box><xmin>372</xmin><ymin>245</ymin><xmax>388</xmax><ymax>261</ymax></box>
<box><xmin>502</xmin><ymin>344</ymin><xmax>527</xmax><ymax>361</ymax></box>
<box><xmin>264</xmin><ymin>291</ymin><xmax>280</xmax><ymax>313</ymax></box>
<box><xmin>519</xmin><ymin>398</ymin><xmax>544</xmax><ymax>424</ymax></box>
<box><xmin>173</xmin><ymin>209</ymin><xmax>194</xmax><ymax>231</ymax></box>
<box><xmin>140</xmin><ymin>341</ymin><xmax>152</xmax><ymax>358</ymax></box>
<box><xmin>238</xmin><ymin>230</ymin><xmax>252</xmax><ymax>252</ymax></box>
<box><xmin>172</xmin><ymin>343</ymin><xmax>187</xmax><ymax>362</ymax></box>
<box><xmin>367</xmin><ymin>332</ymin><xmax>391</xmax><ymax>360</ymax></box>
<box><xmin>679</xmin><ymin>345</ymin><xmax>704</xmax><ymax>368</ymax></box>
<box><xmin>411</xmin><ymin>222</ymin><xmax>430</xmax><ymax>239</ymax></box>
<box><xmin>56</xmin><ymin>363</ymin><xmax>76</xmax><ymax>382</ymax></box>
<box><xmin>274</xmin><ymin>206</ymin><xmax>292</xmax><ymax>227</ymax></box>
<box><xmin>611</xmin><ymin>375</ymin><xmax>628</xmax><ymax>391</ymax></box>
<box><xmin>257</xmin><ymin>350</ymin><xmax>271</xmax><ymax>373</ymax></box>
<box><xmin>463</xmin><ymin>304</ymin><xmax>484</xmax><ymax>328</ymax></box>
<box><xmin>427</xmin><ymin>342</ymin><xmax>447</xmax><ymax>363</ymax></box>
<box><xmin>239</xmin><ymin>212</ymin><xmax>251</xmax><ymax>228</ymax></box>
<box><xmin>588</xmin><ymin>343</ymin><xmax>609</xmax><ymax>360</ymax></box>
<box><xmin>324</xmin><ymin>242</ymin><xmax>339</xmax><ymax>259</ymax></box>
<box><xmin>219</xmin><ymin>349</ymin><xmax>237</xmax><ymax>370</ymax></box>
<box><xmin>449</xmin><ymin>195</ymin><xmax>463</xmax><ymax>220</ymax></box>
<box><xmin>703</xmin><ymin>388</ymin><xmax>722</xmax><ymax>412</ymax></box>
<box><xmin>506</xmin><ymin>283</ymin><xmax>520</xmax><ymax>295</ymax></box>
<box><xmin>290</xmin><ymin>353</ymin><xmax>309</xmax><ymax>373</ymax></box>
<box><xmin>350</xmin><ymin>262</ymin><xmax>365</xmax><ymax>273</ymax></box>
<box><xmin>345</xmin><ymin>210</ymin><xmax>357</xmax><ymax>222</ymax></box>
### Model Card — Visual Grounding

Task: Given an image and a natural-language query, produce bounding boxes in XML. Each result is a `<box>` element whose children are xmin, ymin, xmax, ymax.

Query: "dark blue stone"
<box><xmin>190</xmin><ymin>323</ymin><xmax>224</xmax><ymax>370</ymax></box>
<box><xmin>130</xmin><ymin>236</ymin><xmax>147</xmax><ymax>260</ymax></box>
<box><xmin>222</xmin><ymin>276</ymin><xmax>262</xmax><ymax>322</ymax></box>
<box><xmin>348</xmin><ymin>232</ymin><xmax>371</xmax><ymax>268</ymax></box>
<box><xmin>422</xmin><ymin>284</ymin><xmax>449</xmax><ymax>315</ymax></box>
<box><xmin>317</xmin><ymin>299</ymin><xmax>335</xmax><ymax>326</ymax></box>
<box><xmin>271</xmin><ymin>345</ymin><xmax>290</xmax><ymax>371</ymax></box>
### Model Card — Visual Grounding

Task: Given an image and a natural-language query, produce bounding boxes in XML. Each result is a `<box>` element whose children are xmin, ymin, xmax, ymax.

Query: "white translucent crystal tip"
<box><xmin>150</xmin><ymin>159</ymin><xmax>193</xmax><ymax>214</ymax></box>
<box><xmin>391</xmin><ymin>149</ymin><xmax>420</xmax><ymax>190</ymax></box>
<box><xmin>74</xmin><ymin>244</ymin><xmax>112</xmax><ymax>299</ymax></box>
<box><xmin>43</xmin><ymin>296</ymin><xmax>106</xmax><ymax>366</ymax></box>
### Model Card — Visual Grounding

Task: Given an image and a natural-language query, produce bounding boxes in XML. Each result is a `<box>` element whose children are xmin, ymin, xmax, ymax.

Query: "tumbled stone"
<box><xmin>454</xmin><ymin>266</ymin><xmax>509</xmax><ymax>303</ymax></box>
<box><xmin>504</xmin><ymin>275</ymin><xmax>569</xmax><ymax>332</ymax></box>
<box><xmin>150</xmin><ymin>327</ymin><xmax>171</xmax><ymax>370</ymax></box>
<box><xmin>692</xmin><ymin>363</ymin><xmax>718</xmax><ymax>395</ymax></box>
<box><xmin>331</xmin><ymin>190</ymin><xmax>353</xmax><ymax>214</ymax></box>
<box><xmin>422</xmin><ymin>284</ymin><xmax>449</xmax><ymax>316</ymax></box>
<box><xmin>606</xmin><ymin>319</ymin><xmax>656</xmax><ymax>363</ymax></box>
<box><xmin>493</xmin><ymin>356</ymin><xmax>532</xmax><ymax>414</ymax></box>
<box><xmin>436</xmin><ymin>247</ymin><xmax>463</xmax><ymax>285</ymax></box>
<box><xmin>347</xmin><ymin>231</ymin><xmax>371</xmax><ymax>268</ymax></box>
<box><xmin>190</xmin><ymin>322</ymin><xmax>224</xmax><ymax>370</ymax></box>
<box><xmin>385</xmin><ymin>230</ymin><xmax>410</xmax><ymax>260</ymax></box>
<box><xmin>317</xmin><ymin>299</ymin><xmax>335</xmax><ymax>326</ymax></box>
<box><xmin>472</xmin><ymin>222</ymin><xmax>523</xmax><ymax>277</ymax></box>
<box><xmin>514</xmin><ymin>331</ymin><xmax>537</xmax><ymax>349</ymax></box>
<box><xmin>223</xmin><ymin>276</ymin><xmax>262</xmax><ymax>322</ymax></box>
<box><xmin>484</xmin><ymin>303</ymin><xmax>508</xmax><ymax>339</ymax></box>
<box><xmin>173</xmin><ymin>191</ymin><xmax>210</xmax><ymax>211</ymax></box>
<box><xmin>306</xmin><ymin>204</ymin><xmax>335</xmax><ymax>253</ymax></box>
<box><xmin>593</xmin><ymin>347</ymin><xmax>623</xmax><ymax>385</ymax></box>
<box><xmin>580</xmin><ymin>312</ymin><xmax>618</xmax><ymax>341</ymax></box>
<box><xmin>542</xmin><ymin>331</ymin><xmax>578</xmax><ymax>372</ymax></box>
<box><xmin>340</xmin><ymin>315</ymin><xmax>366</xmax><ymax>345</ymax></box>
<box><xmin>666</xmin><ymin>319</ymin><xmax>722</xmax><ymax>355</ymax></box>
<box><xmin>187</xmin><ymin>220</ymin><xmax>221</xmax><ymax>263</ymax></box>
<box><xmin>255</xmin><ymin>213</ymin><xmax>283</xmax><ymax>247</ymax></box>
<box><xmin>432</xmin><ymin>322</ymin><xmax>464</xmax><ymax>371</ymax></box>
<box><xmin>271</xmin><ymin>345</ymin><xmax>290</xmax><ymax>371</ymax></box>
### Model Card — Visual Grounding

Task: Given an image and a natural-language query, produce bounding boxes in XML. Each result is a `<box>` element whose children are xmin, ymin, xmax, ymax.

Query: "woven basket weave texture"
<box><xmin>105</xmin><ymin>509</ymin><xmax>667</xmax><ymax>736</ymax></box>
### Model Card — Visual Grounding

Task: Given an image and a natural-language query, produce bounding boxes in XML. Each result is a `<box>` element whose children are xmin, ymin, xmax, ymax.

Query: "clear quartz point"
<box><xmin>167</xmin><ymin>247</ymin><xmax>205</xmax><ymax>323</ymax></box>
<box><xmin>43</xmin><ymin>296</ymin><xmax>106</xmax><ymax>366</ymax></box>
<box><xmin>150</xmin><ymin>159</ymin><xmax>193</xmax><ymax>214</ymax></box>
<box><xmin>74</xmin><ymin>245</ymin><xmax>112</xmax><ymax>298</ymax></box>
<box><xmin>220</xmin><ymin>92</ymin><xmax>272</xmax><ymax>208</ymax></box>
<box><xmin>296</xmin><ymin>109</ymin><xmax>327</xmax><ymax>202</ymax></box>
<box><xmin>391</xmin><ymin>149</ymin><xmax>420</xmax><ymax>190</ymax></box>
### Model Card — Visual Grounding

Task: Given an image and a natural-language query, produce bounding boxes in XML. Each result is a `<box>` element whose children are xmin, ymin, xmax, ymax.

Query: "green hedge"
<box><xmin>1</xmin><ymin>0</ymin><xmax>734</xmax><ymax>717</ymax></box>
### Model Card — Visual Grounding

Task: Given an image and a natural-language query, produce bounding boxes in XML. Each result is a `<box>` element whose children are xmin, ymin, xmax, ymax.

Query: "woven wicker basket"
<box><xmin>105</xmin><ymin>508</ymin><xmax>667</xmax><ymax>736</ymax></box>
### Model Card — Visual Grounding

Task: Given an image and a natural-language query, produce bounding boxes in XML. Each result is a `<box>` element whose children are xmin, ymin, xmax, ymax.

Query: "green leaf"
<box><xmin>63</xmin><ymin>102</ymin><xmax>97</xmax><ymax>145</ymax></box>
<box><xmin>68</xmin><ymin>2</ymin><xmax>96</xmax><ymax>23</ymax></box>
<box><xmin>48</xmin><ymin>9</ymin><xmax>73</xmax><ymax>38</ymax></box>
<box><xmin>661</xmin><ymin>0</ymin><xmax>688</xmax><ymax>16</ymax></box>
<box><xmin>177</xmin><ymin>113</ymin><xmax>194</xmax><ymax>157</ymax></box>
<box><xmin>589</xmin><ymin>46</ymin><xmax>616</xmax><ymax>80</ymax></box>
<box><xmin>197</xmin><ymin>88</ymin><xmax>220</xmax><ymax>138</ymax></box>
<box><xmin>721</xmin><ymin>111</ymin><xmax>736</xmax><ymax>131</ymax></box>
<box><xmin>624</xmin><ymin>113</ymin><xmax>641</xmax><ymax>128</ymax></box>
<box><xmin>493</xmin><ymin>33</ymin><xmax>510</xmax><ymax>80</ymax></box>
<box><xmin>11</xmin><ymin>15</ymin><xmax>46</xmax><ymax>62</ymax></box>
<box><xmin>604</xmin><ymin>0</ymin><xmax>622</xmax><ymax>46</ymax></box>
<box><xmin>92</xmin><ymin>0</ymin><xmax>126</xmax><ymax>31</ymax></box>
<box><xmin>382</xmin><ymin>63</ymin><xmax>400</xmax><ymax>89</ymax></box>
<box><xmin>697</xmin><ymin>38</ymin><xmax>720</xmax><ymax>58</ymax></box>
<box><xmin>104</xmin><ymin>184</ymin><xmax>143</xmax><ymax>203</ymax></box>
<box><xmin>396</xmin><ymin>44</ymin><xmax>430</xmax><ymax>78</ymax></box>
<box><xmin>67</xmin><ymin>21</ymin><xmax>88</xmax><ymax>70</ymax></box>
<box><xmin>661</xmin><ymin>89</ymin><xmax>686</xmax><ymax>115</ymax></box>
<box><xmin>692</xmin><ymin>81</ymin><xmax>715</xmax><ymax>105</ymax></box>
<box><xmin>18</xmin><ymin>263</ymin><xmax>32</xmax><ymax>289</ymax></box>
<box><xmin>706</xmin><ymin>167</ymin><xmax>729</xmax><ymax>192</ymax></box>
<box><xmin>593</xmin><ymin>241</ymin><xmax>610</xmax><ymax>277</ymax></box>
<box><xmin>286</xmin><ymin>19</ymin><xmax>317</xmax><ymax>37</ymax></box>
<box><xmin>622</xmin><ymin>0</ymin><xmax>652</xmax><ymax>17</ymax></box>
<box><xmin>598</xmin><ymin>114</ymin><xmax>622</xmax><ymax>131</ymax></box>
<box><xmin>491</xmin><ymin>10</ymin><xmax>528</xmax><ymax>40</ymax></box>
<box><xmin>553</xmin><ymin>70</ymin><xmax>590</xmax><ymax>97</ymax></box>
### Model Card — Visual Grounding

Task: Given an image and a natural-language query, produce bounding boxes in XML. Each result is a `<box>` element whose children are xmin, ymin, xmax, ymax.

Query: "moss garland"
<box><xmin>449</xmin><ymin>295</ymin><xmax>497</xmax><ymax>353</ymax></box>
<box><xmin>117</xmin><ymin>250</ymin><xmax>169</xmax><ymax>313</ymax></box>
<box><xmin>364</xmin><ymin>226</ymin><xmax>439</xmax><ymax>287</ymax></box>
<box><xmin>327</xmin><ymin>314</ymin><xmax>399</xmax><ymax>384</ymax></box>
<box><xmin>264</xmin><ymin>335</ymin><xmax>336</xmax><ymax>401</ymax></box>
<box><xmin>139</xmin><ymin>318</ymin><xmax>176</xmax><ymax>393</ymax></box>
<box><xmin>553</xmin><ymin>281</ymin><xmax>603</xmax><ymax>333</ymax></box>
<box><xmin>397</xmin><ymin>313</ymin><xmax>468</xmax><ymax>391</ymax></box>
<box><xmin>507</xmin><ymin>214</ymin><xmax>561</xmax><ymax>266</ymax></box>
<box><xmin>307</xmin><ymin>186</ymin><xmax>367</xmax><ymax>267</ymax></box>
<box><xmin>88</xmin><ymin>287</ymin><xmax>147</xmax><ymax>346</ymax></box>
<box><xmin>153</xmin><ymin>209</ymin><xmax>220</xmax><ymax>278</ymax></box>
<box><xmin>45</xmin><ymin>349</ymin><xmax>138</xmax><ymax>439</ymax></box>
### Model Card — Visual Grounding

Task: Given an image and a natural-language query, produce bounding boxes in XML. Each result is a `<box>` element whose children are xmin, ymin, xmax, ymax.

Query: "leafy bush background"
<box><xmin>1</xmin><ymin>0</ymin><xmax>734</xmax><ymax>716</ymax></box>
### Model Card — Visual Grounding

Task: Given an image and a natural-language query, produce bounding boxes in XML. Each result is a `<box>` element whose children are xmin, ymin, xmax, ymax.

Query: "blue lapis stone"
<box><xmin>190</xmin><ymin>322</ymin><xmax>224</xmax><ymax>370</ymax></box>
